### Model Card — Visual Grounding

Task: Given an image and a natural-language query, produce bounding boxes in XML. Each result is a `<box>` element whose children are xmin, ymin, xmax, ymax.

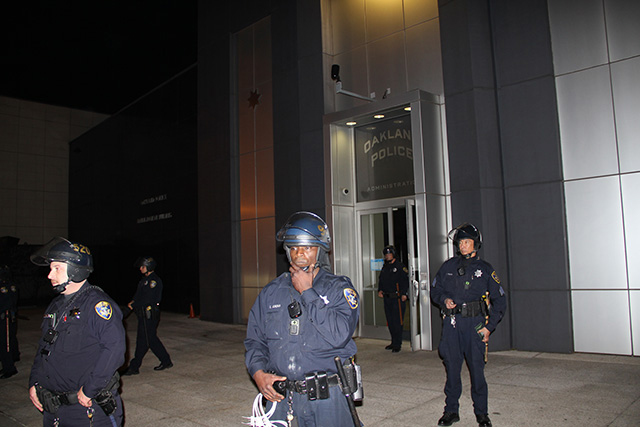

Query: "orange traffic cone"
<box><xmin>188</xmin><ymin>303</ymin><xmax>196</xmax><ymax>319</ymax></box>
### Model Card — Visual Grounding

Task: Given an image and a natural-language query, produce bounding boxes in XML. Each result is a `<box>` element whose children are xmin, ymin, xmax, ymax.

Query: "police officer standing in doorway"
<box><xmin>431</xmin><ymin>223</ymin><xmax>507</xmax><ymax>427</ymax></box>
<box><xmin>123</xmin><ymin>257</ymin><xmax>173</xmax><ymax>375</ymax></box>
<box><xmin>245</xmin><ymin>212</ymin><xmax>361</xmax><ymax>426</ymax></box>
<box><xmin>377</xmin><ymin>245</ymin><xmax>409</xmax><ymax>352</ymax></box>
<box><xmin>29</xmin><ymin>237</ymin><xmax>125</xmax><ymax>426</ymax></box>
<box><xmin>0</xmin><ymin>265</ymin><xmax>19</xmax><ymax>379</ymax></box>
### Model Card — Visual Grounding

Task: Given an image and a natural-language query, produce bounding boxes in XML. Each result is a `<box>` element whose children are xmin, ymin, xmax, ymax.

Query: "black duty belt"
<box><xmin>381</xmin><ymin>292</ymin><xmax>403</xmax><ymax>299</ymax></box>
<box><xmin>285</xmin><ymin>373</ymin><xmax>340</xmax><ymax>394</ymax></box>
<box><xmin>442</xmin><ymin>300</ymin><xmax>487</xmax><ymax>317</ymax></box>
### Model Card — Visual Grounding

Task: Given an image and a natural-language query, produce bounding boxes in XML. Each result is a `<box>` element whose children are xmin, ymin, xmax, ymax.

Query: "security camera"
<box><xmin>331</xmin><ymin>64</ymin><xmax>340</xmax><ymax>82</ymax></box>
<box><xmin>341</xmin><ymin>188</ymin><xmax>349</xmax><ymax>195</ymax></box>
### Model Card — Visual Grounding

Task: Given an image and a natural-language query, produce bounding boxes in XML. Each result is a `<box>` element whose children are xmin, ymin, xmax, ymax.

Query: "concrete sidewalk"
<box><xmin>1</xmin><ymin>307</ymin><xmax>639</xmax><ymax>426</ymax></box>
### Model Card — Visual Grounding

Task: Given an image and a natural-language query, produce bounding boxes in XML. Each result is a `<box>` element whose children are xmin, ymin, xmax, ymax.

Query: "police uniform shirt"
<box><xmin>131</xmin><ymin>272</ymin><xmax>163</xmax><ymax>309</ymax></box>
<box><xmin>245</xmin><ymin>268</ymin><xmax>360</xmax><ymax>380</ymax></box>
<box><xmin>431</xmin><ymin>256</ymin><xmax>506</xmax><ymax>332</ymax></box>
<box><xmin>378</xmin><ymin>259</ymin><xmax>409</xmax><ymax>296</ymax></box>
<box><xmin>29</xmin><ymin>283</ymin><xmax>125</xmax><ymax>398</ymax></box>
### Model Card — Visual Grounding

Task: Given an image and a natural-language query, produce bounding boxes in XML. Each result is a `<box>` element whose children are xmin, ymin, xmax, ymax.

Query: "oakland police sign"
<box><xmin>355</xmin><ymin>116</ymin><xmax>414</xmax><ymax>201</ymax></box>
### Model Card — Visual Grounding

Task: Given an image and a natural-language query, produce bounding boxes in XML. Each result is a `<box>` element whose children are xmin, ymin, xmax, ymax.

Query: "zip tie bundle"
<box><xmin>243</xmin><ymin>393</ymin><xmax>288</xmax><ymax>427</ymax></box>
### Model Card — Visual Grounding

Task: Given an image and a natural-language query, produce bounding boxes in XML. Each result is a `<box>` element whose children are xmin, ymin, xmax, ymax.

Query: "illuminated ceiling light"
<box><xmin>404</xmin><ymin>106</ymin><xmax>411</xmax><ymax>111</ymax></box>
<box><xmin>366</xmin><ymin>126</ymin><xmax>376</xmax><ymax>130</ymax></box>
<box><xmin>346</xmin><ymin>121</ymin><xmax>357</xmax><ymax>126</ymax></box>
<box><xmin>393</xmin><ymin>120</ymin><xmax>404</xmax><ymax>124</ymax></box>
<box><xmin>373</xmin><ymin>114</ymin><xmax>385</xmax><ymax>119</ymax></box>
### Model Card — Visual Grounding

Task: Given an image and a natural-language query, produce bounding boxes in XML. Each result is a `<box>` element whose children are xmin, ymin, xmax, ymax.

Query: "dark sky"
<box><xmin>1</xmin><ymin>1</ymin><xmax>197</xmax><ymax>114</ymax></box>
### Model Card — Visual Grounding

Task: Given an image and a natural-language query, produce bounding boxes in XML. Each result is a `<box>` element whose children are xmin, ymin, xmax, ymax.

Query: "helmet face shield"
<box><xmin>31</xmin><ymin>237</ymin><xmax>94</xmax><ymax>282</ymax></box>
<box><xmin>276</xmin><ymin>212</ymin><xmax>331</xmax><ymax>251</ymax></box>
<box><xmin>448</xmin><ymin>223</ymin><xmax>482</xmax><ymax>251</ymax></box>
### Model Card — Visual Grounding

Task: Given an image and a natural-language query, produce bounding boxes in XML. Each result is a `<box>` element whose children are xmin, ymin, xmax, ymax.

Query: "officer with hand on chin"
<box><xmin>29</xmin><ymin>237</ymin><xmax>125</xmax><ymax>426</ymax></box>
<box><xmin>431</xmin><ymin>224</ymin><xmax>506</xmax><ymax>427</ymax></box>
<box><xmin>245</xmin><ymin>211</ymin><xmax>361</xmax><ymax>427</ymax></box>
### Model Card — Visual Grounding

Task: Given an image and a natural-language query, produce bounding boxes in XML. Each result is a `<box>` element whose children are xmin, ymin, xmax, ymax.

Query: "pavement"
<box><xmin>1</xmin><ymin>307</ymin><xmax>639</xmax><ymax>426</ymax></box>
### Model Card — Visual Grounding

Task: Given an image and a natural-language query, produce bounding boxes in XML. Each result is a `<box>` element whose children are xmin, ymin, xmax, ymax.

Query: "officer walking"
<box><xmin>245</xmin><ymin>211</ymin><xmax>361</xmax><ymax>426</ymax></box>
<box><xmin>29</xmin><ymin>237</ymin><xmax>126</xmax><ymax>426</ymax></box>
<box><xmin>431</xmin><ymin>223</ymin><xmax>507</xmax><ymax>427</ymax></box>
<box><xmin>377</xmin><ymin>246</ymin><xmax>409</xmax><ymax>352</ymax></box>
<box><xmin>123</xmin><ymin>257</ymin><xmax>172</xmax><ymax>375</ymax></box>
<box><xmin>0</xmin><ymin>265</ymin><xmax>19</xmax><ymax>379</ymax></box>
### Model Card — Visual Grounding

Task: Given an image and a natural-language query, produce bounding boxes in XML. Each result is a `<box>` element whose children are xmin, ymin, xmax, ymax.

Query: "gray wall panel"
<box><xmin>491</xmin><ymin>0</ymin><xmax>554</xmax><ymax>86</ymax></box>
<box><xmin>499</xmin><ymin>77</ymin><xmax>562</xmax><ymax>186</ymax></box>
<box><xmin>512</xmin><ymin>290</ymin><xmax>572</xmax><ymax>352</ymax></box>
<box><xmin>565</xmin><ymin>176</ymin><xmax>626</xmax><ymax>290</ymax></box>
<box><xmin>556</xmin><ymin>66</ymin><xmax>618</xmax><ymax>179</ymax></box>
<box><xmin>406</xmin><ymin>20</ymin><xmax>444</xmax><ymax>94</ymax></box>
<box><xmin>604</xmin><ymin>0</ymin><xmax>640</xmax><ymax>62</ymax></box>
<box><xmin>548</xmin><ymin>0</ymin><xmax>608</xmax><ymax>75</ymax></box>
<box><xmin>622</xmin><ymin>173</ymin><xmax>640</xmax><ymax>290</ymax></box>
<box><xmin>506</xmin><ymin>183</ymin><xmax>568</xmax><ymax>291</ymax></box>
<box><xmin>611</xmin><ymin>57</ymin><xmax>640</xmax><ymax>174</ymax></box>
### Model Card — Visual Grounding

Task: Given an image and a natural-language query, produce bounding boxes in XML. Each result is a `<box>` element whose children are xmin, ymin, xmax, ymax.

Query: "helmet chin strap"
<box><xmin>52</xmin><ymin>281</ymin><xmax>69</xmax><ymax>294</ymax></box>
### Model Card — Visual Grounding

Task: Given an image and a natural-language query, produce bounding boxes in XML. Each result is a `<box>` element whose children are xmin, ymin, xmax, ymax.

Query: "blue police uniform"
<box><xmin>128</xmin><ymin>271</ymin><xmax>171</xmax><ymax>371</ymax></box>
<box><xmin>431</xmin><ymin>255</ymin><xmax>506</xmax><ymax>416</ymax></box>
<box><xmin>378</xmin><ymin>258</ymin><xmax>409</xmax><ymax>350</ymax></box>
<box><xmin>245</xmin><ymin>267</ymin><xmax>360</xmax><ymax>427</ymax></box>
<box><xmin>29</xmin><ymin>282</ymin><xmax>125</xmax><ymax>426</ymax></box>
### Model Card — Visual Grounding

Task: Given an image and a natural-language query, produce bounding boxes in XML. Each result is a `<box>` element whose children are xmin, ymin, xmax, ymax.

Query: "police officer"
<box><xmin>377</xmin><ymin>245</ymin><xmax>409</xmax><ymax>352</ymax></box>
<box><xmin>0</xmin><ymin>265</ymin><xmax>18</xmax><ymax>379</ymax></box>
<box><xmin>29</xmin><ymin>237</ymin><xmax>125</xmax><ymax>426</ymax></box>
<box><xmin>245</xmin><ymin>212</ymin><xmax>361</xmax><ymax>426</ymax></box>
<box><xmin>431</xmin><ymin>223</ymin><xmax>507</xmax><ymax>427</ymax></box>
<box><xmin>123</xmin><ymin>257</ymin><xmax>172</xmax><ymax>375</ymax></box>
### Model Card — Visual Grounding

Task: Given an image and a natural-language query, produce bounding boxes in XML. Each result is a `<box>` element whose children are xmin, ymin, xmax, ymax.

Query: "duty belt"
<box><xmin>284</xmin><ymin>373</ymin><xmax>340</xmax><ymax>394</ymax></box>
<box><xmin>381</xmin><ymin>292</ymin><xmax>403</xmax><ymax>299</ymax></box>
<box><xmin>442</xmin><ymin>300</ymin><xmax>487</xmax><ymax>317</ymax></box>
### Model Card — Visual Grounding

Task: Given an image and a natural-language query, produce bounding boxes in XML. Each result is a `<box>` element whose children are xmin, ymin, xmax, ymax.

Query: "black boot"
<box><xmin>438</xmin><ymin>412</ymin><xmax>460</xmax><ymax>426</ymax></box>
<box><xmin>476</xmin><ymin>414</ymin><xmax>492</xmax><ymax>427</ymax></box>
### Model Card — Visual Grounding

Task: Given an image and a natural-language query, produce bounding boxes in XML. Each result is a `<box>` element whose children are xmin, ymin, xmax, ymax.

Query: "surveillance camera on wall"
<box><xmin>331</xmin><ymin>64</ymin><xmax>340</xmax><ymax>81</ymax></box>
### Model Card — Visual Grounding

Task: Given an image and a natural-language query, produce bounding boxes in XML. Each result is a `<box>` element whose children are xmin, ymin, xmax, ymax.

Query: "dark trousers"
<box><xmin>438</xmin><ymin>315</ymin><xmax>488</xmax><ymax>415</ymax></box>
<box><xmin>128</xmin><ymin>312</ymin><xmax>171</xmax><ymax>370</ymax></box>
<box><xmin>1</xmin><ymin>316</ymin><xmax>16</xmax><ymax>372</ymax></box>
<box><xmin>383</xmin><ymin>297</ymin><xmax>406</xmax><ymax>348</ymax></box>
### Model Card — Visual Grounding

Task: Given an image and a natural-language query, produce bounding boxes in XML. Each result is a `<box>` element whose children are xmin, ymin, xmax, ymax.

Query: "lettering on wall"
<box><xmin>137</xmin><ymin>194</ymin><xmax>173</xmax><ymax>224</ymax></box>
<box><xmin>355</xmin><ymin>116</ymin><xmax>415</xmax><ymax>202</ymax></box>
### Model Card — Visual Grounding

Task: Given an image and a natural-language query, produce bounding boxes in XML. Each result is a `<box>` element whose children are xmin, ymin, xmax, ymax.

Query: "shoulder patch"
<box><xmin>491</xmin><ymin>271</ymin><xmax>500</xmax><ymax>284</ymax></box>
<box><xmin>95</xmin><ymin>301</ymin><xmax>113</xmax><ymax>320</ymax></box>
<box><xmin>403</xmin><ymin>267</ymin><xmax>408</xmax><ymax>273</ymax></box>
<box><xmin>150</xmin><ymin>280</ymin><xmax>157</xmax><ymax>288</ymax></box>
<box><xmin>0</xmin><ymin>287</ymin><xmax>7</xmax><ymax>293</ymax></box>
<box><xmin>343</xmin><ymin>288</ymin><xmax>358</xmax><ymax>310</ymax></box>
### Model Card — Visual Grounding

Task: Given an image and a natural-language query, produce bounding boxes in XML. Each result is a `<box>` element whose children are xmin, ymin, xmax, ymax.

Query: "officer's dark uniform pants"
<box><xmin>42</xmin><ymin>394</ymin><xmax>123</xmax><ymax>427</ymax></box>
<box><xmin>438</xmin><ymin>315</ymin><xmax>488</xmax><ymax>415</ymax></box>
<box><xmin>1</xmin><ymin>316</ymin><xmax>16</xmax><ymax>373</ymax></box>
<box><xmin>383</xmin><ymin>297</ymin><xmax>406</xmax><ymax>349</ymax></box>
<box><xmin>128</xmin><ymin>312</ymin><xmax>171</xmax><ymax>370</ymax></box>
<box><xmin>267</xmin><ymin>385</ymin><xmax>354</xmax><ymax>427</ymax></box>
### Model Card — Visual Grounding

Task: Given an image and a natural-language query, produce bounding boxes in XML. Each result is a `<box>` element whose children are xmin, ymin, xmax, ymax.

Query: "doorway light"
<box><xmin>373</xmin><ymin>114</ymin><xmax>385</xmax><ymax>119</ymax></box>
<box><xmin>346</xmin><ymin>121</ymin><xmax>357</xmax><ymax>126</ymax></box>
<box><xmin>404</xmin><ymin>106</ymin><xmax>411</xmax><ymax>111</ymax></box>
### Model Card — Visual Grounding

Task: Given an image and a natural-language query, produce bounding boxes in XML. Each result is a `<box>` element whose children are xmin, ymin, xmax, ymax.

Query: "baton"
<box><xmin>334</xmin><ymin>356</ymin><xmax>362</xmax><ymax>427</ymax></box>
<box><xmin>396</xmin><ymin>283</ymin><xmax>403</xmax><ymax>326</ymax></box>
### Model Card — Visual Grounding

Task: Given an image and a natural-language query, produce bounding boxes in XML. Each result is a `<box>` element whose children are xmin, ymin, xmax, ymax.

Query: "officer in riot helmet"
<box><xmin>245</xmin><ymin>211</ymin><xmax>361</xmax><ymax>426</ymax></box>
<box><xmin>28</xmin><ymin>237</ymin><xmax>125</xmax><ymax>426</ymax></box>
<box><xmin>431</xmin><ymin>223</ymin><xmax>507</xmax><ymax>427</ymax></box>
<box><xmin>123</xmin><ymin>256</ymin><xmax>173</xmax><ymax>375</ymax></box>
<box><xmin>377</xmin><ymin>245</ymin><xmax>409</xmax><ymax>352</ymax></box>
<box><xmin>0</xmin><ymin>265</ymin><xmax>19</xmax><ymax>379</ymax></box>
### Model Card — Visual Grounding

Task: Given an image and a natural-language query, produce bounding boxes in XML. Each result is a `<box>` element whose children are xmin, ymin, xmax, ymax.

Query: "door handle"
<box><xmin>412</xmin><ymin>280</ymin><xmax>419</xmax><ymax>305</ymax></box>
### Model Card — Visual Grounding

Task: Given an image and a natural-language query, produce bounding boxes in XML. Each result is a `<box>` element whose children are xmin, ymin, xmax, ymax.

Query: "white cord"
<box><xmin>243</xmin><ymin>393</ymin><xmax>289</xmax><ymax>427</ymax></box>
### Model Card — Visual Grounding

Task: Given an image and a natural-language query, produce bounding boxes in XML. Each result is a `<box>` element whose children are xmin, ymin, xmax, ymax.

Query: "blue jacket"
<box><xmin>29</xmin><ymin>282</ymin><xmax>125</xmax><ymax>398</ymax></box>
<box><xmin>431</xmin><ymin>255</ymin><xmax>507</xmax><ymax>332</ymax></box>
<box><xmin>245</xmin><ymin>268</ymin><xmax>360</xmax><ymax>380</ymax></box>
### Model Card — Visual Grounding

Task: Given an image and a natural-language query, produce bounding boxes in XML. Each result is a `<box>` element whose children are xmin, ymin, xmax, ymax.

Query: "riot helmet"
<box><xmin>136</xmin><ymin>256</ymin><xmax>157</xmax><ymax>272</ymax></box>
<box><xmin>276</xmin><ymin>211</ymin><xmax>331</xmax><ymax>268</ymax></box>
<box><xmin>382</xmin><ymin>245</ymin><xmax>397</xmax><ymax>259</ymax></box>
<box><xmin>448</xmin><ymin>223</ymin><xmax>482</xmax><ymax>255</ymax></box>
<box><xmin>31</xmin><ymin>237</ymin><xmax>94</xmax><ymax>292</ymax></box>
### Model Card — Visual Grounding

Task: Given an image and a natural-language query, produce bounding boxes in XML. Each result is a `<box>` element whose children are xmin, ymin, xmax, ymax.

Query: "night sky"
<box><xmin>1</xmin><ymin>1</ymin><xmax>197</xmax><ymax>114</ymax></box>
